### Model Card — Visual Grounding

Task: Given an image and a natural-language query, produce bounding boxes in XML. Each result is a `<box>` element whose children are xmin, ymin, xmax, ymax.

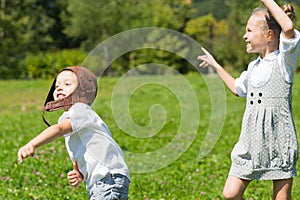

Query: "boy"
<box><xmin>18</xmin><ymin>66</ymin><xmax>130</xmax><ymax>200</ymax></box>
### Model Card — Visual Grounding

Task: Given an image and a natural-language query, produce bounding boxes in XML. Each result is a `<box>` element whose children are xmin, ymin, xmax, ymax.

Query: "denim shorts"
<box><xmin>88</xmin><ymin>173</ymin><xmax>130</xmax><ymax>200</ymax></box>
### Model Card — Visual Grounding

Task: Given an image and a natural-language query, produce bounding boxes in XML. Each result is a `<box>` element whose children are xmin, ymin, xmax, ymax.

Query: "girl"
<box><xmin>198</xmin><ymin>0</ymin><xmax>300</xmax><ymax>199</ymax></box>
<box><xmin>18</xmin><ymin>66</ymin><xmax>130</xmax><ymax>200</ymax></box>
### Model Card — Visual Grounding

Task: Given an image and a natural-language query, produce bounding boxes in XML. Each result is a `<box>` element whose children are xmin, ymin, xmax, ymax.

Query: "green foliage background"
<box><xmin>1</xmin><ymin>0</ymin><xmax>300</xmax><ymax>79</ymax></box>
<box><xmin>1</xmin><ymin>1</ymin><xmax>300</xmax><ymax>198</ymax></box>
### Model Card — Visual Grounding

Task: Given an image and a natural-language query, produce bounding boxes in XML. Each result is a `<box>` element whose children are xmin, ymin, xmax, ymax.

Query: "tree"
<box><xmin>0</xmin><ymin>0</ymin><xmax>69</xmax><ymax>79</ymax></box>
<box><xmin>62</xmin><ymin>0</ymin><xmax>195</xmax><ymax>75</ymax></box>
<box><xmin>184</xmin><ymin>14</ymin><xmax>228</xmax><ymax>49</ymax></box>
<box><xmin>184</xmin><ymin>14</ymin><xmax>228</xmax><ymax>73</ymax></box>
<box><xmin>62</xmin><ymin>0</ymin><xmax>194</xmax><ymax>51</ymax></box>
<box><xmin>192</xmin><ymin>0</ymin><xmax>230</xmax><ymax>20</ymax></box>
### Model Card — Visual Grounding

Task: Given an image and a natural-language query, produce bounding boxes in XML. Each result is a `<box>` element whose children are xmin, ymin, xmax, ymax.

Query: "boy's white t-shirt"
<box><xmin>58</xmin><ymin>102</ymin><xmax>130</xmax><ymax>189</ymax></box>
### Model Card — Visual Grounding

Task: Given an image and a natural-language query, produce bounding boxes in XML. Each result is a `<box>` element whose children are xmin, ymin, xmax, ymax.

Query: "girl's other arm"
<box><xmin>17</xmin><ymin>118</ymin><xmax>72</xmax><ymax>163</ymax></box>
<box><xmin>260</xmin><ymin>0</ymin><xmax>294</xmax><ymax>39</ymax></box>
<box><xmin>197</xmin><ymin>47</ymin><xmax>238</xmax><ymax>96</ymax></box>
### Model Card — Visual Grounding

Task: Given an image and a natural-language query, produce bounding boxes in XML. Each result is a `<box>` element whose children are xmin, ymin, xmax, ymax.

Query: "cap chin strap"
<box><xmin>42</xmin><ymin>110</ymin><xmax>52</xmax><ymax>127</ymax></box>
<box><xmin>42</xmin><ymin>96</ymin><xmax>75</xmax><ymax>127</ymax></box>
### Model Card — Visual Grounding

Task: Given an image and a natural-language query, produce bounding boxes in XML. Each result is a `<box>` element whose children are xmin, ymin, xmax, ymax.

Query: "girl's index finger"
<box><xmin>201</xmin><ymin>47</ymin><xmax>212</xmax><ymax>57</ymax></box>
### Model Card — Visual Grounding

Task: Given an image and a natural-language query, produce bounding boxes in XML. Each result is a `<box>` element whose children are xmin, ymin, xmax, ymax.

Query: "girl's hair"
<box><xmin>282</xmin><ymin>3</ymin><xmax>296</xmax><ymax>20</ymax></box>
<box><xmin>252</xmin><ymin>3</ymin><xmax>296</xmax><ymax>36</ymax></box>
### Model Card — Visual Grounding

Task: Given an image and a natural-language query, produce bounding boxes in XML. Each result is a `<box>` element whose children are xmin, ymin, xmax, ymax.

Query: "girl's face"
<box><xmin>243</xmin><ymin>13</ymin><xmax>269</xmax><ymax>55</ymax></box>
<box><xmin>53</xmin><ymin>70</ymin><xmax>78</xmax><ymax>101</ymax></box>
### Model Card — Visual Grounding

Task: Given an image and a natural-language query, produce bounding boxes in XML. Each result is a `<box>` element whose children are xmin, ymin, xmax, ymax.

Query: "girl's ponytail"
<box><xmin>282</xmin><ymin>3</ymin><xmax>296</xmax><ymax>20</ymax></box>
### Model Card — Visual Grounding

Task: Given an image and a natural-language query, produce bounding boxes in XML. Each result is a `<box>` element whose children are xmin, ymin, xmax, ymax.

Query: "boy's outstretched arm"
<box><xmin>17</xmin><ymin>118</ymin><xmax>72</xmax><ymax>163</ymax></box>
<box><xmin>197</xmin><ymin>47</ymin><xmax>238</xmax><ymax>96</ymax></box>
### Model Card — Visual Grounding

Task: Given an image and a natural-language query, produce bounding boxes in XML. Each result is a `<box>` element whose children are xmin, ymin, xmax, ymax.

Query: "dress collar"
<box><xmin>258</xmin><ymin>50</ymin><xmax>279</xmax><ymax>62</ymax></box>
<box><xmin>254</xmin><ymin>50</ymin><xmax>279</xmax><ymax>66</ymax></box>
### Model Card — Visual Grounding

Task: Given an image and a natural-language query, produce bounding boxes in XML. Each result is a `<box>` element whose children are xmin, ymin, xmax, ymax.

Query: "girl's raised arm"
<box><xmin>260</xmin><ymin>0</ymin><xmax>294</xmax><ymax>39</ymax></box>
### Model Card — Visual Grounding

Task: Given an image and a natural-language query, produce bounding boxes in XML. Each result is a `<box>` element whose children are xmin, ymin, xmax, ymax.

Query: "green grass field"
<box><xmin>1</xmin><ymin>73</ymin><xmax>300</xmax><ymax>199</ymax></box>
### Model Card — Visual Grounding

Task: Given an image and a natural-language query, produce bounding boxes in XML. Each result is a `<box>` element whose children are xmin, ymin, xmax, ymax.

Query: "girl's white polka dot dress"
<box><xmin>229</xmin><ymin>62</ymin><xmax>298</xmax><ymax>180</ymax></box>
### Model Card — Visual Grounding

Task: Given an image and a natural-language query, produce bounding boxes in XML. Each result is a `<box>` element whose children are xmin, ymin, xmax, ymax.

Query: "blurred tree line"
<box><xmin>1</xmin><ymin>0</ymin><xmax>300</xmax><ymax>79</ymax></box>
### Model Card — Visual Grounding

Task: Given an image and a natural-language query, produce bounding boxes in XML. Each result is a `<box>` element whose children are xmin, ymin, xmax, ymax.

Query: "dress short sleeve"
<box><xmin>278</xmin><ymin>29</ymin><xmax>300</xmax><ymax>83</ymax></box>
<box><xmin>235</xmin><ymin>70</ymin><xmax>248</xmax><ymax>98</ymax></box>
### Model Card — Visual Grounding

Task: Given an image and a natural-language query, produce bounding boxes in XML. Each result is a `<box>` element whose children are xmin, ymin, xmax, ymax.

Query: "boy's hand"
<box><xmin>17</xmin><ymin>143</ymin><xmax>36</xmax><ymax>163</ymax></box>
<box><xmin>67</xmin><ymin>162</ymin><xmax>83</xmax><ymax>187</ymax></box>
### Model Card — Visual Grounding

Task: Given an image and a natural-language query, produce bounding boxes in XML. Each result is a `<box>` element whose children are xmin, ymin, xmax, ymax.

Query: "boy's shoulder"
<box><xmin>72</xmin><ymin>102</ymin><xmax>92</xmax><ymax>109</ymax></box>
<box><xmin>68</xmin><ymin>102</ymin><xmax>95</xmax><ymax>115</ymax></box>
<box><xmin>67</xmin><ymin>102</ymin><xmax>103</xmax><ymax>127</ymax></box>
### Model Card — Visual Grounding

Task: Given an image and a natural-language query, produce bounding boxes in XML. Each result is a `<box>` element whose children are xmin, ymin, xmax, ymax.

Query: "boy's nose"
<box><xmin>56</xmin><ymin>86</ymin><xmax>63</xmax><ymax>91</ymax></box>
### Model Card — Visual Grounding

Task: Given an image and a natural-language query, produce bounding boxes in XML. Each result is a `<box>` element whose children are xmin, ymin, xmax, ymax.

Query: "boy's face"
<box><xmin>53</xmin><ymin>70</ymin><xmax>78</xmax><ymax>101</ymax></box>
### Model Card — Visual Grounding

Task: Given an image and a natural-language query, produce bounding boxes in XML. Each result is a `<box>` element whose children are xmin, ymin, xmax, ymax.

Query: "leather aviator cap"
<box><xmin>42</xmin><ymin>66</ymin><xmax>98</xmax><ymax>126</ymax></box>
